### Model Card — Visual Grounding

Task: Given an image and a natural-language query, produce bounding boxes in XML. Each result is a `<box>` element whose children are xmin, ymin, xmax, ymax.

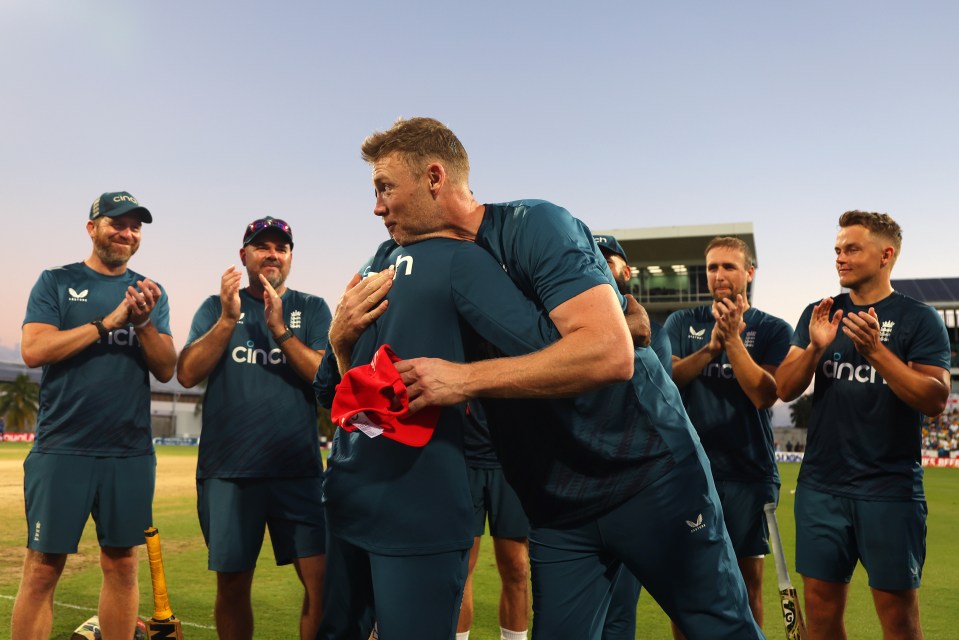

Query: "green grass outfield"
<box><xmin>0</xmin><ymin>443</ymin><xmax>956</xmax><ymax>639</ymax></box>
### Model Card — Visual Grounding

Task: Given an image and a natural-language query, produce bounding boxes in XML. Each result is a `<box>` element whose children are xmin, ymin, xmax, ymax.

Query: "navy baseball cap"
<box><xmin>243</xmin><ymin>216</ymin><xmax>294</xmax><ymax>248</ymax></box>
<box><xmin>89</xmin><ymin>191</ymin><xmax>153</xmax><ymax>223</ymax></box>
<box><xmin>593</xmin><ymin>234</ymin><xmax>627</xmax><ymax>262</ymax></box>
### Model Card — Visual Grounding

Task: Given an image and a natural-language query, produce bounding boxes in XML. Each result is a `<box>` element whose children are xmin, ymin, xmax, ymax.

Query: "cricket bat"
<box><xmin>144</xmin><ymin>526</ymin><xmax>184</xmax><ymax>640</ymax></box>
<box><xmin>763</xmin><ymin>503</ymin><xmax>808</xmax><ymax>640</ymax></box>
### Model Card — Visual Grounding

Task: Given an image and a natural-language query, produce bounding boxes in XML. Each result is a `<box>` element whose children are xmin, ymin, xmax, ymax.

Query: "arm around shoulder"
<box><xmin>465</xmin><ymin>283</ymin><xmax>633</xmax><ymax>398</ymax></box>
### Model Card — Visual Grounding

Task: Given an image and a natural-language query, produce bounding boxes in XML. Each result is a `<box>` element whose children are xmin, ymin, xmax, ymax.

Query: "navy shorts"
<box><xmin>197</xmin><ymin>476</ymin><xmax>325</xmax><ymax>572</ymax></box>
<box><xmin>714</xmin><ymin>479</ymin><xmax>779</xmax><ymax>557</ymax></box>
<box><xmin>23</xmin><ymin>451</ymin><xmax>155</xmax><ymax>553</ymax></box>
<box><xmin>468</xmin><ymin>466</ymin><xmax>529</xmax><ymax>539</ymax></box>
<box><xmin>795</xmin><ymin>485</ymin><xmax>926</xmax><ymax>590</ymax></box>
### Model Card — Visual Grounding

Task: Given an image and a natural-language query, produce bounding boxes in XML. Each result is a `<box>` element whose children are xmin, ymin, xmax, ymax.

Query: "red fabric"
<box><xmin>331</xmin><ymin>344</ymin><xmax>441</xmax><ymax>447</ymax></box>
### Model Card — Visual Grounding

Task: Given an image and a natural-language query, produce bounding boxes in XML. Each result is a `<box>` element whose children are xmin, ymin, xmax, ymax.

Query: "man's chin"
<box><xmin>97</xmin><ymin>249</ymin><xmax>132</xmax><ymax>268</ymax></box>
<box><xmin>264</xmin><ymin>275</ymin><xmax>286</xmax><ymax>290</ymax></box>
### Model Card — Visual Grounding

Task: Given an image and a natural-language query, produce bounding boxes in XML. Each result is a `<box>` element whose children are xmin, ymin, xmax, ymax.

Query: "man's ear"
<box><xmin>881</xmin><ymin>245</ymin><xmax>895</xmax><ymax>267</ymax></box>
<box><xmin>426</xmin><ymin>162</ymin><xmax>446</xmax><ymax>193</ymax></box>
<box><xmin>239</xmin><ymin>247</ymin><xmax>248</xmax><ymax>267</ymax></box>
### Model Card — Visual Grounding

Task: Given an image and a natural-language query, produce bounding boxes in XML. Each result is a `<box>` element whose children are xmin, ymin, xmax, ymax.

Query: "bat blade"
<box><xmin>763</xmin><ymin>503</ymin><xmax>809</xmax><ymax>640</ymax></box>
<box><xmin>144</xmin><ymin>526</ymin><xmax>185</xmax><ymax>640</ymax></box>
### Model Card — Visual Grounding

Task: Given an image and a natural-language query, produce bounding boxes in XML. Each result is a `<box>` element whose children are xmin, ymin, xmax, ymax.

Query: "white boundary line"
<box><xmin>0</xmin><ymin>594</ymin><xmax>216</xmax><ymax>630</ymax></box>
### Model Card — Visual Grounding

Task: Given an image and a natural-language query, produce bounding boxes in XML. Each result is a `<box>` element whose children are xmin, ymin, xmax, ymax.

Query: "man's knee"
<box><xmin>217</xmin><ymin>570</ymin><xmax>255</xmax><ymax>599</ymax></box>
<box><xmin>494</xmin><ymin>539</ymin><xmax>529</xmax><ymax>585</ymax></box>
<box><xmin>873</xmin><ymin>588</ymin><xmax>921</xmax><ymax>638</ymax></box>
<box><xmin>20</xmin><ymin>550</ymin><xmax>67</xmax><ymax>593</ymax></box>
<box><xmin>100</xmin><ymin>547</ymin><xmax>139</xmax><ymax>585</ymax></box>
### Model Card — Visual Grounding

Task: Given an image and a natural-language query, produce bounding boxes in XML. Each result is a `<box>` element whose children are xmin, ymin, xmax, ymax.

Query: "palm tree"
<box><xmin>0</xmin><ymin>374</ymin><xmax>40</xmax><ymax>433</ymax></box>
<box><xmin>789</xmin><ymin>393</ymin><xmax>813</xmax><ymax>430</ymax></box>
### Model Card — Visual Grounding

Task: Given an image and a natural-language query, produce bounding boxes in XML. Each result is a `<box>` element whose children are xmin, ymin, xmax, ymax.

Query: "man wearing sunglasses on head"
<box><xmin>177</xmin><ymin>217</ymin><xmax>332</xmax><ymax>640</ymax></box>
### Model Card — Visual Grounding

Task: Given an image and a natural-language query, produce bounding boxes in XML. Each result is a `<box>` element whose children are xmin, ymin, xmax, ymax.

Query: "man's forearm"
<box><xmin>136</xmin><ymin>323</ymin><xmax>177</xmax><ymax>383</ymax></box>
<box><xmin>21</xmin><ymin>323</ymin><xmax>102</xmax><ymax>368</ymax></box>
<box><xmin>724</xmin><ymin>338</ymin><xmax>778</xmax><ymax>409</ymax></box>
<box><xmin>276</xmin><ymin>335</ymin><xmax>325</xmax><ymax>383</ymax></box>
<box><xmin>775</xmin><ymin>346</ymin><xmax>821</xmax><ymax>402</ymax></box>
<box><xmin>176</xmin><ymin>318</ymin><xmax>235</xmax><ymax>387</ymax></box>
<box><xmin>671</xmin><ymin>346</ymin><xmax>719</xmax><ymax>389</ymax></box>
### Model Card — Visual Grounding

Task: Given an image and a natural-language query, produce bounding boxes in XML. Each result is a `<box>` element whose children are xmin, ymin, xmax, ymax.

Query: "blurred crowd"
<box><xmin>923</xmin><ymin>407</ymin><xmax>959</xmax><ymax>456</ymax></box>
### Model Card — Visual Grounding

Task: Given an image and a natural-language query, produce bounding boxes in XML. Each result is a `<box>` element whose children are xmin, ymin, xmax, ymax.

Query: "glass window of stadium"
<box><xmin>627</xmin><ymin>265</ymin><xmax>752</xmax><ymax>305</ymax></box>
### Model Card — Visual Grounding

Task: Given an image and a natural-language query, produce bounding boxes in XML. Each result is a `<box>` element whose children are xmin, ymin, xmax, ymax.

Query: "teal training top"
<box><xmin>664</xmin><ymin>305</ymin><xmax>791</xmax><ymax>484</ymax></box>
<box><xmin>792</xmin><ymin>292</ymin><xmax>950</xmax><ymax>501</ymax></box>
<box><xmin>186</xmin><ymin>288</ymin><xmax>331</xmax><ymax>479</ymax></box>
<box><xmin>23</xmin><ymin>262</ymin><xmax>172</xmax><ymax>456</ymax></box>
<box><xmin>316</xmin><ymin>238</ymin><xmax>559</xmax><ymax>555</ymax></box>
<box><xmin>473</xmin><ymin>201</ymin><xmax>700</xmax><ymax>527</ymax></box>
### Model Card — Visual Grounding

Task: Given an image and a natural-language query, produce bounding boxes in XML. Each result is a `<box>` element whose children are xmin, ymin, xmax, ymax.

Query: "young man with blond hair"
<box><xmin>777</xmin><ymin>211</ymin><xmax>950</xmax><ymax>640</ymax></box>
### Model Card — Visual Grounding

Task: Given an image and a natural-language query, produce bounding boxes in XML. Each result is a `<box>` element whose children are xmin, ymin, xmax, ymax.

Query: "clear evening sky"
<box><xmin>2</xmin><ymin>1</ymin><xmax>957</xmax><ymax>359</ymax></box>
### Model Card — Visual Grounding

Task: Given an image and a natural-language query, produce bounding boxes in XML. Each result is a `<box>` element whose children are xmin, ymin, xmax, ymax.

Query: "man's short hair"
<box><xmin>361</xmin><ymin>117</ymin><xmax>470</xmax><ymax>183</ymax></box>
<box><xmin>839</xmin><ymin>210</ymin><xmax>903</xmax><ymax>258</ymax></box>
<box><xmin>704</xmin><ymin>236</ymin><xmax>754</xmax><ymax>269</ymax></box>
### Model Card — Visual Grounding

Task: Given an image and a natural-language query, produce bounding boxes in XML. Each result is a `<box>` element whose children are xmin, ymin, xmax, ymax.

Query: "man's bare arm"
<box><xmin>135</xmin><ymin>324</ymin><xmax>177</xmax><ymax>383</ymax></box>
<box><xmin>126</xmin><ymin>278</ymin><xmax>176</xmax><ymax>382</ymax></box>
<box><xmin>842</xmin><ymin>308</ymin><xmax>950</xmax><ymax>416</ymax></box>
<box><xmin>21</xmin><ymin>296</ymin><xmax>131</xmax><ymax>368</ymax></box>
<box><xmin>397</xmin><ymin>284</ymin><xmax>634</xmax><ymax>412</ymax></box>
<box><xmin>261</xmin><ymin>275</ymin><xmax>325</xmax><ymax>383</ymax></box>
<box><xmin>776</xmin><ymin>298</ymin><xmax>842</xmax><ymax>401</ymax></box>
<box><xmin>177</xmin><ymin>267</ymin><xmax>242</xmax><ymax>388</ymax></box>
<box><xmin>714</xmin><ymin>295</ymin><xmax>778</xmax><ymax>409</ymax></box>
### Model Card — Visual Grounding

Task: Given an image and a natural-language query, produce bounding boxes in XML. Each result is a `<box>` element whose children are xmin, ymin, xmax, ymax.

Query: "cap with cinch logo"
<box><xmin>593</xmin><ymin>234</ymin><xmax>627</xmax><ymax>262</ymax></box>
<box><xmin>90</xmin><ymin>191</ymin><xmax>153</xmax><ymax>223</ymax></box>
<box><xmin>331</xmin><ymin>344</ymin><xmax>441</xmax><ymax>447</ymax></box>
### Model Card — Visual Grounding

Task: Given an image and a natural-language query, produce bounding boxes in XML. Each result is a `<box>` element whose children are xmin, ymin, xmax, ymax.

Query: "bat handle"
<box><xmin>144</xmin><ymin>527</ymin><xmax>175</xmax><ymax>621</ymax></box>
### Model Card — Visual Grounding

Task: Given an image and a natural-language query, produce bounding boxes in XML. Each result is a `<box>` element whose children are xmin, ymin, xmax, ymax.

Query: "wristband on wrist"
<box><xmin>90</xmin><ymin>317</ymin><xmax>110</xmax><ymax>339</ymax></box>
<box><xmin>133</xmin><ymin>317</ymin><xmax>151</xmax><ymax>329</ymax></box>
<box><xmin>274</xmin><ymin>326</ymin><xmax>294</xmax><ymax>345</ymax></box>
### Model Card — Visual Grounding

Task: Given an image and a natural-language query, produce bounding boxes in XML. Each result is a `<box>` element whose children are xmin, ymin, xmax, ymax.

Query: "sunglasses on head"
<box><xmin>243</xmin><ymin>218</ymin><xmax>292</xmax><ymax>244</ymax></box>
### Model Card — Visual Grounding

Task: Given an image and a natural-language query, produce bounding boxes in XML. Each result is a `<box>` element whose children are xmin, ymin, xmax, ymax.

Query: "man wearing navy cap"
<box><xmin>592</xmin><ymin>234</ymin><xmax>673</xmax><ymax>640</ymax></box>
<box><xmin>177</xmin><ymin>216</ymin><xmax>332</xmax><ymax>640</ymax></box>
<box><xmin>13</xmin><ymin>191</ymin><xmax>176</xmax><ymax>640</ymax></box>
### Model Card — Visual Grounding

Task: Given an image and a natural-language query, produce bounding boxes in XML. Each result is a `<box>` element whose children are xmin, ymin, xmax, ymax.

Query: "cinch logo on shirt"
<box><xmin>237</xmin><ymin>312</ymin><xmax>246</xmax><ymax>325</ymax></box>
<box><xmin>394</xmin><ymin>254</ymin><xmax>413</xmax><ymax>276</ymax></box>
<box><xmin>100</xmin><ymin>327</ymin><xmax>141</xmax><ymax>347</ymax></box>
<box><xmin>743</xmin><ymin>331</ymin><xmax>756</xmax><ymax>348</ymax></box>
<box><xmin>821</xmin><ymin>354</ymin><xmax>887</xmax><ymax>385</ymax></box>
<box><xmin>68</xmin><ymin>287</ymin><xmax>89</xmax><ymax>302</ymax></box>
<box><xmin>232</xmin><ymin>341</ymin><xmax>287</xmax><ymax>366</ymax></box>
<box><xmin>289</xmin><ymin>310</ymin><xmax>302</xmax><ymax>329</ymax></box>
<box><xmin>701</xmin><ymin>362</ymin><xmax>736</xmax><ymax>380</ymax></box>
<box><xmin>688</xmin><ymin>326</ymin><xmax>706</xmax><ymax>340</ymax></box>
